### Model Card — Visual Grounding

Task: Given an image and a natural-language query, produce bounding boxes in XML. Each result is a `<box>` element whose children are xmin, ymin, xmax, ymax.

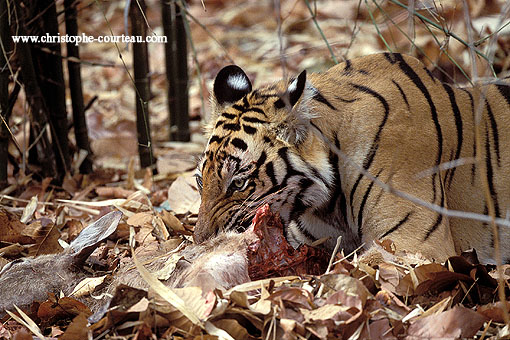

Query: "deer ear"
<box><xmin>213</xmin><ymin>65</ymin><xmax>252</xmax><ymax>106</ymax></box>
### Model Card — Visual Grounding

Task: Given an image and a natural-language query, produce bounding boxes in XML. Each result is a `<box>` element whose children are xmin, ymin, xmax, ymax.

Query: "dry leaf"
<box><xmin>166</xmin><ymin>174</ymin><xmax>201</xmax><ymax>215</ymax></box>
<box><xmin>159</xmin><ymin>210</ymin><xmax>187</xmax><ymax>234</ymax></box>
<box><xmin>96</xmin><ymin>186</ymin><xmax>135</xmax><ymax>198</ymax></box>
<box><xmin>60</xmin><ymin>313</ymin><xmax>89</xmax><ymax>340</ymax></box>
<box><xmin>153</xmin><ymin>253</ymin><xmax>183</xmax><ymax>280</ymax></box>
<box><xmin>405</xmin><ymin>305</ymin><xmax>487</xmax><ymax>339</ymax></box>
<box><xmin>20</xmin><ymin>196</ymin><xmax>38</xmax><ymax>224</ymax></box>
<box><xmin>0</xmin><ymin>209</ymin><xmax>33</xmax><ymax>244</ymax></box>
<box><xmin>26</xmin><ymin>220</ymin><xmax>63</xmax><ymax>256</ymax></box>
<box><xmin>70</xmin><ymin>276</ymin><xmax>107</xmax><ymax>298</ymax></box>
<box><xmin>38</xmin><ymin>296</ymin><xmax>91</xmax><ymax>323</ymax></box>
<box><xmin>11</xmin><ymin>329</ymin><xmax>31</xmax><ymax>340</ymax></box>
<box><xmin>213</xmin><ymin>319</ymin><xmax>252</xmax><ymax>340</ymax></box>
<box><xmin>477</xmin><ymin>301</ymin><xmax>510</xmax><ymax>323</ymax></box>
<box><xmin>127</xmin><ymin>212</ymin><xmax>153</xmax><ymax>228</ymax></box>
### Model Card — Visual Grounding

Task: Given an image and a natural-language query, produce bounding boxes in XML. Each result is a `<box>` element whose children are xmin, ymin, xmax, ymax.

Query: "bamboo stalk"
<box><xmin>0</xmin><ymin>0</ymin><xmax>10</xmax><ymax>188</ymax></box>
<box><xmin>162</xmin><ymin>0</ymin><xmax>190</xmax><ymax>141</ymax></box>
<box><xmin>130</xmin><ymin>0</ymin><xmax>156</xmax><ymax>170</ymax></box>
<box><xmin>64</xmin><ymin>0</ymin><xmax>93</xmax><ymax>174</ymax></box>
<box><xmin>14</xmin><ymin>1</ymin><xmax>56</xmax><ymax>178</ymax></box>
<box><xmin>34</xmin><ymin>0</ymin><xmax>71</xmax><ymax>180</ymax></box>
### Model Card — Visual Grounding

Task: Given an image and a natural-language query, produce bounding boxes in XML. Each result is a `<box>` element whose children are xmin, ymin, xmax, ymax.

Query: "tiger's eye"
<box><xmin>233</xmin><ymin>178</ymin><xmax>245</xmax><ymax>189</ymax></box>
<box><xmin>195</xmin><ymin>175</ymin><xmax>203</xmax><ymax>193</ymax></box>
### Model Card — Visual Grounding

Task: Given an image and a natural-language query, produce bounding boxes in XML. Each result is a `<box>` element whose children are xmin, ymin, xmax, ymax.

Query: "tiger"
<box><xmin>193</xmin><ymin>52</ymin><xmax>510</xmax><ymax>264</ymax></box>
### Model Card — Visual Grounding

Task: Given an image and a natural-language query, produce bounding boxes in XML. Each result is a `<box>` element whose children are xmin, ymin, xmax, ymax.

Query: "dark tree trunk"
<box><xmin>0</xmin><ymin>0</ymin><xmax>11</xmax><ymax>188</ymax></box>
<box><xmin>130</xmin><ymin>0</ymin><xmax>157</xmax><ymax>170</ymax></box>
<box><xmin>162</xmin><ymin>0</ymin><xmax>190</xmax><ymax>141</ymax></box>
<box><xmin>14</xmin><ymin>1</ymin><xmax>56</xmax><ymax>178</ymax></box>
<box><xmin>64</xmin><ymin>0</ymin><xmax>93</xmax><ymax>174</ymax></box>
<box><xmin>33</xmin><ymin>0</ymin><xmax>70</xmax><ymax>181</ymax></box>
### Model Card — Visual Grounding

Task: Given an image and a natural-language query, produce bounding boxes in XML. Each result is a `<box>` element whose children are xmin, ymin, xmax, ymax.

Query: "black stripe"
<box><xmin>231</xmin><ymin>137</ymin><xmax>247</xmax><ymax>151</ymax></box>
<box><xmin>326</xmin><ymin>136</ymin><xmax>342</xmax><ymax>214</ymax></box>
<box><xmin>215</xmin><ymin>120</ymin><xmax>224</xmax><ymax>128</ymax></box>
<box><xmin>424</xmin><ymin>181</ymin><xmax>445</xmax><ymax>240</ymax></box>
<box><xmin>209</xmin><ymin>200</ymin><xmax>236</xmax><ymax>228</ymax></box>
<box><xmin>357</xmin><ymin>171</ymin><xmax>380</xmax><ymax>241</ymax></box>
<box><xmin>278</xmin><ymin>147</ymin><xmax>305</xmax><ymax>186</ymax></box>
<box><xmin>278</xmin><ymin>143</ymin><xmax>324</xmax><ymax>193</ymax></box>
<box><xmin>424</xmin><ymin>67</ymin><xmax>436</xmax><ymax>82</ymax></box>
<box><xmin>232</xmin><ymin>104</ymin><xmax>246</xmax><ymax>112</ymax></box>
<box><xmin>348</xmin><ymin>84</ymin><xmax>390</xmax><ymax>212</ymax></box>
<box><xmin>274</xmin><ymin>98</ymin><xmax>285</xmax><ymax>109</ymax></box>
<box><xmin>484</xmin><ymin>126</ymin><xmax>501</xmax><ymax>218</ymax></box>
<box><xmin>471</xmin><ymin>143</ymin><xmax>476</xmax><ymax>185</ymax></box>
<box><xmin>389</xmin><ymin>53</ymin><xmax>443</xmax><ymax>203</ymax></box>
<box><xmin>226</xmin><ymin>155</ymin><xmax>241</xmax><ymax>168</ymax></box>
<box><xmin>381</xmin><ymin>212</ymin><xmax>412</xmax><ymax>238</ymax></box>
<box><xmin>221</xmin><ymin>112</ymin><xmax>237</xmax><ymax>119</ymax></box>
<box><xmin>392</xmin><ymin>80</ymin><xmax>410</xmax><ymax>111</ymax></box>
<box><xmin>334</xmin><ymin>95</ymin><xmax>357</xmax><ymax>103</ymax></box>
<box><xmin>343</xmin><ymin>59</ymin><xmax>352</xmax><ymax>73</ymax></box>
<box><xmin>294</xmin><ymin>219</ymin><xmax>317</xmax><ymax>242</ymax></box>
<box><xmin>309</xmin><ymin>121</ymin><xmax>323</xmax><ymax>134</ymax></box>
<box><xmin>255</xmin><ymin>183</ymin><xmax>283</xmax><ymax>207</ymax></box>
<box><xmin>459</xmin><ymin>88</ymin><xmax>476</xmax><ymax>184</ymax></box>
<box><xmin>312</xmin><ymin>91</ymin><xmax>336</xmax><ymax>110</ymax></box>
<box><xmin>442</xmin><ymin>83</ymin><xmax>463</xmax><ymax>189</ymax></box>
<box><xmin>383</xmin><ymin>52</ymin><xmax>398</xmax><ymax>63</ymax></box>
<box><xmin>242</xmin><ymin>116</ymin><xmax>267</xmax><ymax>124</ymax></box>
<box><xmin>263</xmin><ymin>136</ymin><xmax>272</xmax><ymax>144</ymax></box>
<box><xmin>306</xmin><ymin>123</ymin><xmax>332</xmax><ymax>190</ymax></box>
<box><xmin>242</xmin><ymin>125</ymin><xmax>257</xmax><ymax>134</ymax></box>
<box><xmin>424</xmin><ymin>208</ymin><xmax>443</xmax><ymax>240</ymax></box>
<box><xmin>291</xmin><ymin>178</ymin><xmax>314</xmax><ymax>220</ymax></box>
<box><xmin>209</xmin><ymin>135</ymin><xmax>223</xmax><ymax>145</ymax></box>
<box><xmin>496</xmin><ymin>84</ymin><xmax>510</xmax><ymax>106</ymax></box>
<box><xmin>265</xmin><ymin>161</ymin><xmax>277</xmax><ymax>186</ymax></box>
<box><xmin>223</xmin><ymin>123</ymin><xmax>241</xmax><ymax>131</ymax></box>
<box><xmin>485</xmin><ymin>100</ymin><xmax>500</xmax><ymax>167</ymax></box>
<box><xmin>249</xmin><ymin>107</ymin><xmax>267</xmax><ymax>116</ymax></box>
<box><xmin>256</xmin><ymin>151</ymin><xmax>267</xmax><ymax>167</ymax></box>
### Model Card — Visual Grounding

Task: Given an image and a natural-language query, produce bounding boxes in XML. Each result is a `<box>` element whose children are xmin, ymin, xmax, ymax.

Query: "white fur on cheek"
<box><xmin>227</xmin><ymin>74</ymin><xmax>250</xmax><ymax>91</ymax></box>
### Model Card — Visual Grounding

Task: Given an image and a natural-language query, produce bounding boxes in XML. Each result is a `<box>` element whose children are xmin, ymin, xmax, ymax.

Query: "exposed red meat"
<box><xmin>247</xmin><ymin>204</ymin><xmax>329</xmax><ymax>280</ymax></box>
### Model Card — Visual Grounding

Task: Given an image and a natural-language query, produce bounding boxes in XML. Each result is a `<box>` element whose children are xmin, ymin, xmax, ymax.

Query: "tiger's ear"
<box><xmin>213</xmin><ymin>65</ymin><xmax>252</xmax><ymax>106</ymax></box>
<box><xmin>275</xmin><ymin>70</ymin><xmax>312</xmax><ymax>144</ymax></box>
<box><xmin>288</xmin><ymin>70</ymin><xmax>307</xmax><ymax>107</ymax></box>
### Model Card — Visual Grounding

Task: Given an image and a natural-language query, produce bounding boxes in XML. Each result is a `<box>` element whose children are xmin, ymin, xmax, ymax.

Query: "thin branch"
<box><xmin>177</xmin><ymin>3</ymin><xmax>234</xmax><ymax>63</ymax></box>
<box><xmin>389</xmin><ymin>0</ymin><xmax>496</xmax><ymax>71</ymax></box>
<box><xmin>371</xmin><ymin>0</ymin><xmax>464</xmax><ymax>84</ymax></box>
<box><xmin>365</xmin><ymin>0</ymin><xmax>393</xmax><ymax>52</ymax></box>
<box><xmin>464</xmin><ymin>0</ymin><xmax>510</xmax><ymax>325</ymax></box>
<box><xmin>303</xmin><ymin>0</ymin><xmax>338</xmax><ymax>64</ymax></box>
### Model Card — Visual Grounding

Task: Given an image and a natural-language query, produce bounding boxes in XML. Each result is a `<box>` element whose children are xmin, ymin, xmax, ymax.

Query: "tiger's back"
<box><xmin>195</xmin><ymin>53</ymin><xmax>510</xmax><ymax>264</ymax></box>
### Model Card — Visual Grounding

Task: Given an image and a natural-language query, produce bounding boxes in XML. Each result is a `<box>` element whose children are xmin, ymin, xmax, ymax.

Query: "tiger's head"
<box><xmin>194</xmin><ymin>65</ymin><xmax>333</xmax><ymax>245</ymax></box>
